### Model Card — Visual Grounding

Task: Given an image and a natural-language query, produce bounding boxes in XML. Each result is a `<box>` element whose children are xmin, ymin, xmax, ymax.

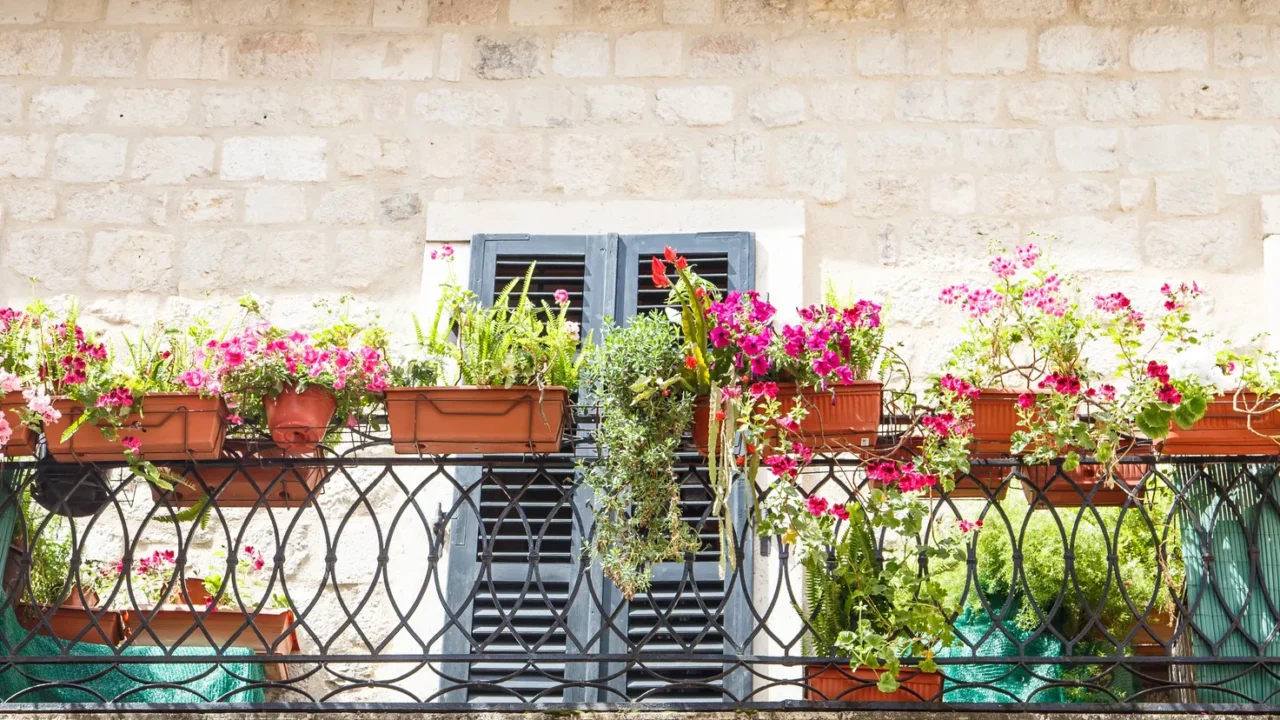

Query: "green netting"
<box><xmin>940</xmin><ymin>605</ymin><xmax>1067</xmax><ymax>703</ymax></box>
<box><xmin>1177</xmin><ymin>463</ymin><xmax>1280</xmax><ymax>704</ymax></box>
<box><xmin>0</xmin><ymin>465</ymin><xmax>266</xmax><ymax>703</ymax></box>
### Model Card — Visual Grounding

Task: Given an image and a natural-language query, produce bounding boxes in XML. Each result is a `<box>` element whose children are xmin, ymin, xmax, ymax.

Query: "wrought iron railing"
<box><xmin>0</xmin><ymin>416</ymin><xmax>1279</xmax><ymax>711</ymax></box>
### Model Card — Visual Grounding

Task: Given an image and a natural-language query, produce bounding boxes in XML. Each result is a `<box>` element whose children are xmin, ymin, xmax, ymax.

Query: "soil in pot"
<box><xmin>263</xmin><ymin>386</ymin><xmax>337</xmax><ymax>456</ymax></box>
<box><xmin>31</xmin><ymin>458</ymin><xmax>113</xmax><ymax>518</ymax></box>
<box><xmin>970</xmin><ymin>390</ymin><xmax>1025</xmax><ymax>454</ymax></box>
<box><xmin>155</xmin><ymin>439</ymin><xmax>327</xmax><ymax>509</ymax></box>
<box><xmin>1</xmin><ymin>391</ymin><xmax>36</xmax><ymax>457</ymax></box>
<box><xmin>1020</xmin><ymin>461</ymin><xmax>1149</xmax><ymax>507</ymax></box>
<box><xmin>45</xmin><ymin>393</ymin><xmax>227</xmax><ymax>462</ymax></box>
<box><xmin>384</xmin><ymin>386</ymin><xmax>570</xmax><ymax>455</ymax></box>
<box><xmin>1161</xmin><ymin>393</ymin><xmax>1280</xmax><ymax>456</ymax></box>
<box><xmin>692</xmin><ymin>381</ymin><xmax>883</xmax><ymax>456</ymax></box>
<box><xmin>804</xmin><ymin>664</ymin><xmax>941</xmax><ymax>702</ymax></box>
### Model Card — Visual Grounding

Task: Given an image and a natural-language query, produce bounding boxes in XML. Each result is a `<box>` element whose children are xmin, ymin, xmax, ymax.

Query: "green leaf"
<box><xmin>876</xmin><ymin>670</ymin><xmax>900</xmax><ymax>694</ymax></box>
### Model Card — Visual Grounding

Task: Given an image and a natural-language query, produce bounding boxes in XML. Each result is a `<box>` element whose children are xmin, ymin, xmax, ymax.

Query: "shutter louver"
<box><xmin>444</xmin><ymin>234</ymin><xmax>611</xmax><ymax>704</ymax></box>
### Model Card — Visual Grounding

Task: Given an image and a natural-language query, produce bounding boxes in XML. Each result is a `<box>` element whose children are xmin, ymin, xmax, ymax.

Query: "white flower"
<box><xmin>564</xmin><ymin>321</ymin><xmax>581</xmax><ymax>341</ymax></box>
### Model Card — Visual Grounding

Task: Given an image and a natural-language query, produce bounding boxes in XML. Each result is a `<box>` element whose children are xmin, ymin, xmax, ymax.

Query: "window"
<box><xmin>442</xmin><ymin>232</ymin><xmax>754</xmax><ymax>704</ymax></box>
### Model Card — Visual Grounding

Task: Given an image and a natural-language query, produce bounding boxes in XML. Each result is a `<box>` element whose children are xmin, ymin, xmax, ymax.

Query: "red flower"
<box><xmin>694</xmin><ymin>287</ymin><xmax>706</xmax><ymax>299</ymax></box>
<box><xmin>685</xmin><ymin>355</ymin><xmax>698</xmax><ymax>369</ymax></box>
<box><xmin>715</xmin><ymin>411</ymin><xmax>726</xmax><ymax>421</ymax></box>
<box><xmin>675</xmin><ymin>256</ymin><xmax>688</xmax><ymax>270</ymax></box>
<box><xmin>651</xmin><ymin>256</ymin><xmax>670</xmax><ymax>288</ymax></box>
<box><xmin>664</xmin><ymin>246</ymin><xmax>678</xmax><ymax>263</ymax></box>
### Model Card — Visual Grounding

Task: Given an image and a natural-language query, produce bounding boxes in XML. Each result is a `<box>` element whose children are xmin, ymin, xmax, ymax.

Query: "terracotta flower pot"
<box><xmin>692</xmin><ymin>381</ymin><xmax>883</xmax><ymax>456</ymax></box>
<box><xmin>122</xmin><ymin>590</ymin><xmax>300</xmax><ymax>655</ymax></box>
<box><xmin>45</xmin><ymin>393</ymin><xmax>227</xmax><ymax>462</ymax></box>
<box><xmin>1161</xmin><ymin>393</ymin><xmax>1280</xmax><ymax>456</ymax></box>
<box><xmin>1</xmin><ymin>391</ymin><xmax>36</xmax><ymax>457</ymax></box>
<box><xmin>384</xmin><ymin>386</ymin><xmax>570</xmax><ymax>455</ymax></box>
<box><xmin>804</xmin><ymin>664</ymin><xmax>941</xmax><ymax>703</ymax></box>
<box><xmin>155</xmin><ymin>439</ymin><xmax>327</xmax><ymax>509</ymax></box>
<box><xmin>970</xmin><ymin>389</ymin><xmax>1025</xmax><ymax>454</ymax></box>
<box><xmin>263</xmin><ymin>386</ymin><xmax>337</xmax><ymax>456</ymax></box>
<box><xmin>1129</xmin><ymin>610</ymin><xmax>1177</xmax><ymax>657</ymax></box>
<box><xmin>1020</xmin><ymin>461</ymin><xmax>1149</xmax><ymax>507</ymax></box>
<box><xmin>16</xmin><ymin>589</ymin><xmax>127</xmax><ymax>647</ymax></box>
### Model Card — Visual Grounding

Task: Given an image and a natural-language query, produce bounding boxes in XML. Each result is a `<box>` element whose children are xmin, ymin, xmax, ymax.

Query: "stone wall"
<box><xmin>0</xmin><ymin>0</ymin><xmax>1275</xmax><ymax>361</ymax></box>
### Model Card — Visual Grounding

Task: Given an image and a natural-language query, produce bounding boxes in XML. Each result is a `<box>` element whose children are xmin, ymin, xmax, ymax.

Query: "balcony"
<box><xmin>0</xmin><ymin>411</ymin><xmax>1278</xmax><ymax>712</ymax></box>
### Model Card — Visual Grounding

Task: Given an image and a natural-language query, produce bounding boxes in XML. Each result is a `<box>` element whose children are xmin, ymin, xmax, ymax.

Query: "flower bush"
<box><xmin>922</xmin><ymin>243</ymin><xmax>1211</xmax><ymax>488</ymax></box>
<box><xmin>213</xmin><ymin>294</ymin><xmax>391</xmax><ymax>429</ymax></box>
<box><xmin>1218</xmin><ymin>338</ymin><xmax>1280</xmax><ymax>441</ymax></box>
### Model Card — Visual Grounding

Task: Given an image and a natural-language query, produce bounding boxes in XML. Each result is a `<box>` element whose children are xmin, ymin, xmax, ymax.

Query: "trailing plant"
<box><xmin>580</xmin><ymin>313</ymin><xmax>698</xmax><ymax>600</ymax></box>
<box><xmin>15</xmin><ymin>484</ymin><xmax>73</xmax><ymax>608</ymax></box>
<box><xmin>800</xmin><ymin>494</ymin><xmax>962</xmax><ymax>693</ymax></box>
<box><xmin>647</xmin><ymin>247</ymin><xmax>897</xmax><ymax>571</ymax></box>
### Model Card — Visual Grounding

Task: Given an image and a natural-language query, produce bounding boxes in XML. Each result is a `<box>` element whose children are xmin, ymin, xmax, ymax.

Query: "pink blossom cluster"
<box><xmin>1161</xmin><ymin>281</ymin><xmax>1201</xmax><ymax>311</ymax></box>
<box><xmin>867</xmin><ymin>460</ymin><xmax>938</xmax><ymax>493</ymax></box>
<box><xmin>0</xmin><ymin>370</ymin><xmax>21</xmax><ymax>394</ymax></box>
<box><xmin>921</xmin><ymin>411</ymin><xmax>967</xmax><ymax>438</ymax></box>
<box><xmin>1084</xmin><ymin>384</ymin><xmax>1117</xmax><ymax>402</ymax></box>
<box><xmin>804</xmin><ymin>495</ymin><xmax>850</xmax><ymax>520</ymax></box>
<box><xmin>429</xmin><ymin>244</ymin><xmax>455</xmax><ymax>261</ymax></box>
<box><xmin>1021</xmin><ymin>275</ymin><xmax>1067</xmax><ymax>317</ymax></box>
<box><xmin>939</xmin><ymin>374</ymin><xmax>981</xmax><ymax>400</ymax></box>
<box><xmin>0</xmin><ymin>307</ymin><xmax>25</xmax><ymax>334</ymax></box>
<box><xmin>136</xmin><ymin>549</ymin><xmax>176</xmax><ymax>576</ymax></box>
<box><xmin>1146</xmin><ymin>361</ymin><xmax>1183</xmax><ymax>404</ymax></box>
<box><xmin>939</xmin><ymin>284</ymin><xmax>1006</xmax><ymax>318</ymax></box>
<box><xmin>959</xmin><ymin>519</ymin><xmax>984</xmax><ymax>533</ymax></box>
<box><xmin>94</xmin><ymin>386</ymin><xmax>135</xmax><ymax>409</ymax></box>
<box><xmin>0</xmin><ymin>416</ymin><xmax>11</xmax><ymax>448</ymax></box>
<box><xmin>48</xmin><ymin>323</ymin><xmax>107</xmax><ymax>387</ymax></box>
<box><xmin>707</xmin><ymin>291</ymin><xmax>776</xmax><ymax>377</ymax></box>
<box><xmin>1094</xmin><ymin>291</ymin><xmax>1146</xmax><ymax>330</ymax></box>
<box><xmin>23</xmin><ymin>389</ymin><xmax>60</xmax><ymax>424</ymax></box>
<box><xmin>1037</xmin><ymin>373</ymin><xmax>1081</xmax><ymax>396</ymax></box>
<box><xmin>763</xmin><ymin>442</ymin><xmax>812</xmax><ymax>479</ymax></box>
<box><xmin>243</xmin><ymin>544</ymin><xmax>267</xmax><ymax>572</ymax></box>
<box><xmin>782</xmin><ymin>301</ymin><xmax>880</xmax><ymax>384</ymax></box>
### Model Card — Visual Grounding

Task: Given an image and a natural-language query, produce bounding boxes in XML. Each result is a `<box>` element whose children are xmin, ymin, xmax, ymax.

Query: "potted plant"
<box><xmin>43</xmin><ymin>316</ymin><xmax>228</xmax><ymax>473</ymax></box>
<box><xmin>580</xmin><ymin>313</ymin><xmax>700</xmax><ymax>600</ymax></box>
<box><xmin>1194</xmin><ymin>338</ymin><xmax>1280</xmax><ymax>455</ymax></box>
<box><xmin>214</xmin><ymin>294</ymin><xmax>390</xmax><ymax>456</ymax></box>
<box><xmin>385</xmin><ymin>252</ymin><xmax>585</xmax><ymax>455</ymax></box>
<box><xmin>792</xmin><ymin>486</ymin><xmax>962</xmax><ymax>701</ymax></box>
<box><xmin>0</xmin><ymin>304</ymin><xmax>41</xmax><ymax>457</ymax></box>
<box><xmin>7</xmin><ymin>485</ymin><xmax>127</xmax><ymax>646</ymax></box>
<box><xmin>98</xmin><ymin>546</ymin><xmax>299</xmax><ymax>659</ymax></box>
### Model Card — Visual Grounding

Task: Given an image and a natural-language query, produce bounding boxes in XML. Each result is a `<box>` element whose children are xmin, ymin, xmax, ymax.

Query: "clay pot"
<box><xmin>45</xmin><ymin>393</ymin><xmax>227</xmax><ymax>462</ymax></box>
<box><xmin>263</xmin><ymin>386</ymin><xmax>337</xmax><ymax>456</ymax></box>
<box><xmin>1</xmin><ymin>391</ymin><xmax>36</xmax><ymax>457</ymax></box>
<box><xmin>1021</xmin><ymin>461</ymin><xmax>1149</xmax><ymax>507</ymax></box>
<box><xmin>1129</xmin><ymin>610</ymin><xmax>1176</xmax><ymax>657</ymax></box>
<box><xmin>122</xmin><ymin>589</ymin><xmax>300</xmax><ymax>655</ymax></box>
<box><xmin>969</xmin><ymin>389</ymin><xmax>1025</xmax><ymax>454</ymax></box>
<box><xmin>16</xmin><ymin>588</ymin><xmax>127</xmax><ymax>647</ymax></box>
<box><xmin>1161</xmin><ymin>393</ymin><xmax>1280</xmax><ymax>456</ymax></box>
<box><xmin>384</xmin><ymin>386</ymin><xmax>570</xmax><ymax>455</ymax></box>
<box><xmin>692</xmin><ymin>381</ymin><xmax>883</xmax><ymax>456</ymax></box>
<box><xmin>804</xmin><ymin>664</ymin><xmax>941</xmax><ymax>703</ymax></box>
<box><xmin>155</xmin><ymin>439</ymin><xmax>327</xmax><ymax>509</ymax></box>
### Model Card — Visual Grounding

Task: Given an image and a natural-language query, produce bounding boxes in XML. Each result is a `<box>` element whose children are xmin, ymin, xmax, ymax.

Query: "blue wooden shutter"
<box><xmin>600</xmin><ymin>232</ymin><xmax>756</xmax><ymax>703</ymax></box>
<box><xmin>442</xmin><ymin>234</ymin><xmax>611</xmax><ymax>703</ymax></box>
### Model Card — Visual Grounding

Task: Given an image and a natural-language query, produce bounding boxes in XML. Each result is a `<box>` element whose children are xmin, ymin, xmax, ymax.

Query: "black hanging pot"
<box><xmin>32</xmin><ymin>456</ymin><xmax>112</xmax><ymax>519</ymax></box>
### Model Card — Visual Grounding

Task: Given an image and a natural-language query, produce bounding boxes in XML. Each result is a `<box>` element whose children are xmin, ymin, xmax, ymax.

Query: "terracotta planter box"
<box><xmin>263</xmin><ymin>386</ymin><xmax>337</xmax><ymax>456</ymax></box>
<box><xmin>384</xmin><ymin>386</ymin><xmax>570</xmax><ymax>455</ymax></box>
<box><xmin>124</xmin><ymin>579</ymin><xmax>300</xmax><ymax>656</ymax></box>
<box><xmin>16</xmin><ymin>590</ymin><xmax>127</xmax><ymax>647</ymax></box>
<box><xmin>155</xmin><ymin>440</ymin><xmax>327</xmax><ymax>509</ymax></box>
<box><xmin>970</xmin><ymin>390</ymin><xmax>1024</xmax><ymax>454</ymax></box>
<box><xmin>804</xmin><ymin>664</ymin><xmax>941</xmax><ymax>703</ymax></box>
<box><xmin>1161</xmin><ymin>393</ymin><xmax>1280</xmax><ymax>456</ymax></box>
<box><xmin>1021</xmin><ymin>460</ymin><xmax>1149</xmax><ymax>507</ymax></box>
<box><xmin>693</xmin><ymin>381</ymin><xmax>883</xmax><ymax>456</ymax></box>
<box><xmin>1</xmin><ymin>391</ymin><xmax>36</xmax><ymax>457</ymax></box>
<box><xmin>1129</xmin><ymin>610</ymin><xmax>1176</xmax><ymax>657</ymax></box>
<box><xmin>45</xmin><ymin>393</ymin><xmax>227</xmax><ymax>462</ymax></box>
